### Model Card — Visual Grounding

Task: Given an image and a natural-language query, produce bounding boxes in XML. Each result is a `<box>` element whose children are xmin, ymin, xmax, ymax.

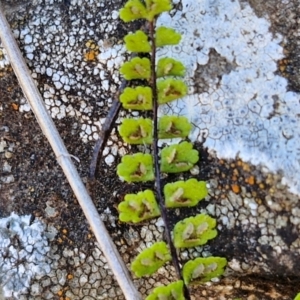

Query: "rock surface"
<box><xmin>0</xmin><ymin>0</ymin><xmax>299</xmax><ymax>299</ymax></box>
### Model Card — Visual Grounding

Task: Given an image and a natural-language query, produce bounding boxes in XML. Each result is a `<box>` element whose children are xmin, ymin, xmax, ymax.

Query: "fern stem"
<box><xmin>149</xmin><ymin>19</ymin><xmax>191</xmax><ymax>300</ymax></box>
<box><xmin>89</xmin><ymin>80</ymin><xmax>126</xmax><ymax>180</ymax></box>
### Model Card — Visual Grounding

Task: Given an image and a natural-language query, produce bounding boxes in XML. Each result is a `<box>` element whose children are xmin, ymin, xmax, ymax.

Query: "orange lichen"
<box><xmin>57</xmin><ymin>290</ymin><xmax>63</xmax><ymax>296</ymax></box>
<box><xmin>11</xmin><ymin>103</ymin><xmax>19</xmax><ymax>110</ymax></box>
<box><xmin>67</xmin><ymin>274</ymin><xmax>74</xmax><ymax>280</ymax></box>
<box><xmin>84</xmin><ymin>39</ymin><xmax>99</xmax><ymax>61</ymax></box>
<box><xmin>84</xmin><ymin>50</ymin><xmax>97</xmax><ymax>61</ymax></box>
<box><xmin>242</xmin><ymin>162</ymin><xmax>251</xmax><ymax>172</ymax></box>
<box><xmin>231</xmin><ymin>184</ymin><xmax>240</xmax><ymax>194</ymax></box>
<box><xmin>245</xmin><ymin>176</ymin><xmax>255</xmax><ymax>185</ymax></box>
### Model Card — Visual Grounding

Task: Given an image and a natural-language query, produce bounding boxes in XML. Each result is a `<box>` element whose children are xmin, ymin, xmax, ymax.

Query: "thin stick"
<box><xmin>0</xmin><ymin>8</ymin><xmax>141</xmax><ymax>300</ymax></box>
<box><xmin>148</xmin><ymin>19</ymin><xmax>191</xmax><ymax>300</ymax></box>
<box><xmin>89</xmin><ymin>80</ymin><xmax>125</xmax><ymax>180</ymax></box>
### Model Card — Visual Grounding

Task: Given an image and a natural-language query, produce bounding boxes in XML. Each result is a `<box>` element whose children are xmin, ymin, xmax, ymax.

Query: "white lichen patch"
<box><xmin>0</xmin><ymin>0</ymin><xmax>125</xmax><ymax>147</ymax></box>
<box><xmin>157</xmin><ymin>0</ymin><xmax>300</xmax><ymax>195</ymax></box>
<box><xmin>0</xmin><ymin>47</ymin><xmax>10</xmax><ymax>69</ymax></box>
<box><xmin>1</xmin><ymin>0</ymin><xmax>300</xmax><ymax>194</ymax></box>
<box><xmin>0</xmin><ymin>213</ymin><xmax>51</xmax><ymax>298</ymax></box>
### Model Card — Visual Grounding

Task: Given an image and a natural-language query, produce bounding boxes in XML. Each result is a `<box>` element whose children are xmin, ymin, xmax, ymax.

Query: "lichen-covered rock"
<box><xmin>0</xmin><ymin>0</ymin><xmax>300</xmax><ymax>299</ymax></box>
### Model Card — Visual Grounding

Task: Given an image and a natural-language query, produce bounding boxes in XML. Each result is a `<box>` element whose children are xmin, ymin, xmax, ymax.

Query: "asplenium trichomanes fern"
<box><xmin>116</xmin><ymin>0</ymin><xmax>227</xmax><ymax>299</ymax></box>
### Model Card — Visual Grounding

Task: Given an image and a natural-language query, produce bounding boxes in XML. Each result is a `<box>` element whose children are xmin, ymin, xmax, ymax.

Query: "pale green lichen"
<box><xmin>158</xmin><ymin>116</ymin><xmax>192</xmax><ymax>139</ymax></box>
<box><xmin>145</xmin><ymin>280</ymin><xmax>184</xmax><ymax>300</ymax></box>
<box><xmin>157</xmin><ymin>78</ymin><xmax>188</xmax><ymax>104</ymax></box>
<box><xmin>131</xmin><ymin>241</ymin><xmax>171</xmax><ymax>277</ymax></box>
<box><xmin>145</xmin><ymin>0</ymin><xmax>172</xmax><ymax>21</ymax></box>
<box><xmin>155</xmin><ymin>26</ymin><xmax>181</xmax><ymax>47</ymax></box>
<box><xmin>183</xmin><ymin>257</ymin><xmax>227</xmax><ymax>284</ymax></box>
<box><xmin>160</xmin><ymin>141</ymin><xmax>199</xmax><ymax>173</ymax></box>
<box><xmin>119</xmin><ymin>0</ymin><xmax>147</xmax><ymax>22</ymax></box>
<box><xmin>117</xmin><ymin>153</ymin><xmax>154</xmax><ymax>182</ymax></box>
<box><xmin>294</xmin><ymin>293</ymin><xmax>300</xmax><ymax>300</ymax></box>
<box><xmin>164</xmin><ymin>178</ymin><xmax>208</xmax><ymax>208</ymax></box>
<box><xmin>157</xmin><ymin>57</ymin><xmax>185</xmax><ymax>78</ymax></box>
<box><xmin>119</xmin><ymin>118</ymin><xmax>153</xmax><ymax>144</ymax></box>
<box><xmin>173</xmin><ymin>214</ymin><xmax>217</xmax><ymax>248</ymax></box>
<box><xmin>118</xmin><ymin>189</ymin><xmax>160</xmax><ymax>223</ymax></box>
<box><xmin>119</xmin><ymin>0</ymin><xmax>172</xmax><ymax>22</ymax></box>
<box><xmin>119</xmin><ymin>86</ymin><xmax>153</xmax><ymax>110</ymax></box>
<box><xmin>124</xmin><ymin>30</ymin><xmax>151</xmax><ymax>52</ymax></box>
<box><xmin>120</xmin><ymin>57</ymin><xmax>151</xmax><ymax>80</ymax></box>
